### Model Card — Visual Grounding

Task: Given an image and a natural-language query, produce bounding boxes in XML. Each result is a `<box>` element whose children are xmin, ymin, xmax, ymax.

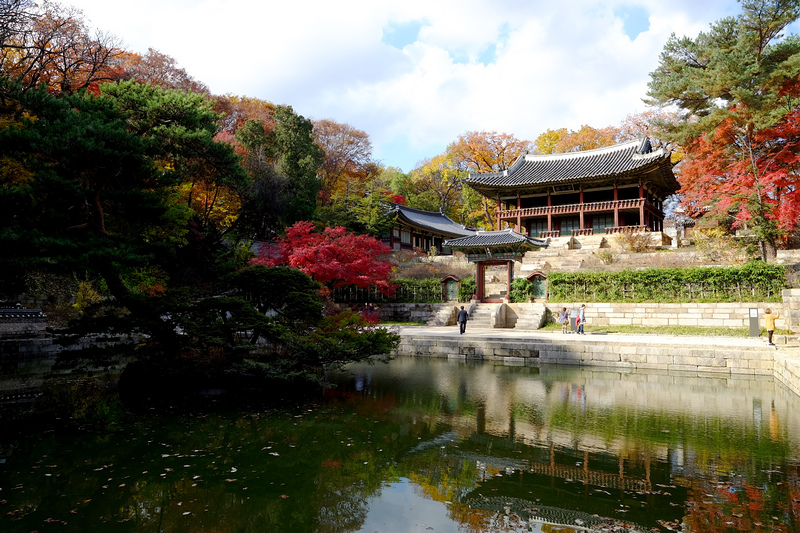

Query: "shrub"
<box><xmin>613</xmin><ymin>232</ymin><xmax>652</xmax><ymax>253</ymax></box>
<box><xmin>596</xmin><ymin>249</ymin><xmax>615</xmax><ymax>265</ymax></box>
<box><xmin>458</xmin><ymin>277</ymin><xmax>476</xmax><ymax>302</ymax></box>
<box><xmin>509</xmin><ymin>277</ymin><xmax>534</xmax><ymax>303</ymax></box>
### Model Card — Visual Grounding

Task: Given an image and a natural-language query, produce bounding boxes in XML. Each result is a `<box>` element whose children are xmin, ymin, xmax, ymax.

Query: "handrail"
<box><xmin>498</xmin><ymin>198</ymin><xmax>656</xmax><ymax>219</ymax></box>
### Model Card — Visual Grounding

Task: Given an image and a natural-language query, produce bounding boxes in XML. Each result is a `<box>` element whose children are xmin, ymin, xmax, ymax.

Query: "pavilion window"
<box><xmin>560</xmin><ymin>216</ymin><xmax>580</xmax><ymax>235</ymax></box>
<box><xmin>593</xmin><ymin>214</ymin><xmax>614</xmax><ymax>233</ymax></box>
<box><xmin>529</xmin><ymin>219</ymin><xmax>548</xmax><ymax>237</ymax></box>
<box><xmin>401</xmin><ymin>229</ymin><xmax>411</xmax><ymax>244</ymax></box>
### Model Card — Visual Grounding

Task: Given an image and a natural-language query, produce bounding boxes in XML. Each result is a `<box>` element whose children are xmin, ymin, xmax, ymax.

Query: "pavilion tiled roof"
<box><xmin>390</xmin><ymin>204</ymin><xmax>476</xmax><ymax>238</ymax></box>
<box><xmin>465</xmin><ymin>137</ymin><xmax>679</xmax><ymax>197</ymax></box>
<box><xmin>444</xmin><ymin>229</ymin><xmax>546</xmax><ymax>249</ymax></box>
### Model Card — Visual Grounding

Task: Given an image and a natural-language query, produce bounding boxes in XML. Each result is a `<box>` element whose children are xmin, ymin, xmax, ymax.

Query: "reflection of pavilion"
<box><xmin>463</xmin><ymin>496</ymin><xmax>648</xmax><ymax>533</ymax></box>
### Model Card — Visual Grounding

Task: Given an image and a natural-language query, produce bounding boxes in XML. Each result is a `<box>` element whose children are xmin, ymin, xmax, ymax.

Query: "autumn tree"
<box><xmin>447</xmin><ymin>130</ymin><xmax>532</xmax><ymax>228</ymax></box>
<box><xmin>214</xmin><ymin>94</ymin><xmax>276</xmax><ymax>134</ymax></box>
<box><xmin>117</xmin><ymin>47</ymin><xmax>209</xmax><ymax>94</ymax></box>
<box><xmin>313</xmin><ymin>119</ymin><xmax>376</xmax><ymax>203</ymax></box>
<box><xmin>646</xmin><ymin>0</ymin><xmax>800</xmax><ymax>259</ymax></box>
<box><xmin>409</xmin><ymin>152</ymin><xmax>467</xmax><ymax>216</ymax></box>
<box><xmin>0</xmin><ymin>1</ymin><xmax>123</xmax><ymax>93</ymax></box>
<box><xmin>0</xmin><ymin>0</ymin><xmax>34</xmax><ymax>51</ymax></box>
<box><xmin>251</xmin><ymin>221</ymin><xmax>396</xmax><ymax>297</ymax></box>
<box><xmin>448</xmin><ymin>130</ymin><xmax>532</xmax><ymax>172</ymax></box>
<box><xmin>533</xmin><ymin>125</ymin><xmax>621</xmax><ymax>154</ymax></box>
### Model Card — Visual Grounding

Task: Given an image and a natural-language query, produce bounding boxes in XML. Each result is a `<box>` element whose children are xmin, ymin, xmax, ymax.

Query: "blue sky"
<box><xmin>65</xmin><ymin>0</ymin><xmax>793</xmax><ymax>173</ymax></box>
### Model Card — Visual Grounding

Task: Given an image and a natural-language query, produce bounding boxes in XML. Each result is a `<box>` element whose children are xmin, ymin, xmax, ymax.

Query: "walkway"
<box><xmin>394</xmin><ymin>325</ymin><xmax>776</xmax><ymax>348</ymax></box>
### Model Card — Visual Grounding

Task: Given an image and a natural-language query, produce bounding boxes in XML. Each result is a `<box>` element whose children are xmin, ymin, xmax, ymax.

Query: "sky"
<box><xmin>63</xmin><ymin>0</ymin><xmax>796</xmax><ymax>173</ymax></box>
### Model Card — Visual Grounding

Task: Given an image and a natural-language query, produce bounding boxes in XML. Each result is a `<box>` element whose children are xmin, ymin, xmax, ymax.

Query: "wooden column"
<box><xmin>516</xmin><ymin>195</ymin><xmax>522</xmax><ymax>232</ymax></box>
<box><xmin>579</xmin><ymin>188</ymin><xmax>585</xmax><ymax>230</ymax></box>
<box><xmin>496</xmin><ymin>196</ymin><xmax>501</xmax><ymax>230</ymax></box>
<box><xmin>547</xmin><ymin>191</ymin><xmax>552</xmax><ymax>231</ymax></box>
<box><xmin>506</xmin><ymin>260</ymin><xmax>513</xmax><ymax>302</ymax></box>
<box><xmin>639</xmin><ymin>180</ymin><xmax>645</xmax><ymax>227</ymax></box>
<box><xmin>613</xmin><ymin>183</ymin><xmax>619</xmax><ymax>227</ymax></box>
<box><xmin>475</xmin><ymin>262</ymin><xmax>481</xmax><ymax>301</ymax></box>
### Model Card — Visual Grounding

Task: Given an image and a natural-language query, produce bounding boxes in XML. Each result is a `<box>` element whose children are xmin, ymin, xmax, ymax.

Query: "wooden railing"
<box><xmin>604</xmin><ymin>225</ymin><xmax>651</xmax><ymax>234</ymax></box>
<box><xmin>498</xmin><ymin>198</ymin><xmax>651</xmax><ymax>220</ymax></box>
<box><xmin>536</xmin><ymin>226</ymin><xmax>652</xmax><ymax>238</ymax></box>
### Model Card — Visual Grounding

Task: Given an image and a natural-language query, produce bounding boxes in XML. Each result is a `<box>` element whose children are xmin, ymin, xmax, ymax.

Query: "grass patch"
<box><xmin>380</xmin><ymin>320</ymin><xmax>427</xmax><ymax>326</ymax></box>
<box><xmin>539</xmin><ymin>321</ymin><xmax>790</xmax><ymax>337</ymax></box>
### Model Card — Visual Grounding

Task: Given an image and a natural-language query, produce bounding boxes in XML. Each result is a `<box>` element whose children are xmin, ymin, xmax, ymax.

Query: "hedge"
<box><xmin>333</xmin><ymin>262</ymin><xmax>787</xmax><ymax>304</ymax></box>
<box><xmin>547</xmin><ymin>261</ymin><xmax>786</xmax><ymax>303</ymax></box>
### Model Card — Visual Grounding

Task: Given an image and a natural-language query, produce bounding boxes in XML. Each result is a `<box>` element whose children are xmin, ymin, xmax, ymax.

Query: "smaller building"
<box><xmin>444</xmin><ymin>229</ymin><xmax>546</xmax><ymax>302</ymax></box>
<box><xmin>385</xmin><ymin>203</ymin><xmax>477</xmax><ymax>255</ymax></box>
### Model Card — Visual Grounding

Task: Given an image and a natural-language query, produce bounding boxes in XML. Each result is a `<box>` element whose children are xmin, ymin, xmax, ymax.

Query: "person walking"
<box><xmin>577</xmin><ymin>304</ymin><xmax>586</xmax><ymax>335</ymax></box>
<box><xmin>764</xmin><ymin>307</ymin><xmax>780</xmax><ymax>346</ymax></box>
<box><xmin>558</xmin><ymin>307</ymin><xmax>568</xmax><ymax>334</ymax></box>
<box><xmin>457</xmin><ymin>305</ymin><xmax>469</xmax><ymax>335</ymax></box>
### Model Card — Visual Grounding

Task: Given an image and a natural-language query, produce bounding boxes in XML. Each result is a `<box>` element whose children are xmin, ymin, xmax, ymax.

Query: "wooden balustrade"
<box><xmin>497</xmin><ymin>198</ymin><xmax>648</xmax><ymax>220</ymax></box>
<box><xmin>604</xmin><ymin>225</ymin><xmax>650</xmax><ymax>234</ymax></box>
<box><xmin>539</xmin><ymin>230</ymin><xmax>561</xmax><ymax>238</ymax></box>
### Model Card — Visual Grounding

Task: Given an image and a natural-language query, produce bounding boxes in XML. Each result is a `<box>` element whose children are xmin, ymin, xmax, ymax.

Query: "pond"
<box><xmin>1</xmin><ymin>357</ymin><xmax>800</xmax><ymax>532</ymax></box>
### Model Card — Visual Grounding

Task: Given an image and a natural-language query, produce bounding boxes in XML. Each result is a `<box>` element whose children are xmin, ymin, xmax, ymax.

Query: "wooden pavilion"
<box><xmin>464</xmin><ymin>138</ymin><xmax>679</xmax><ymax>238</ymax></box>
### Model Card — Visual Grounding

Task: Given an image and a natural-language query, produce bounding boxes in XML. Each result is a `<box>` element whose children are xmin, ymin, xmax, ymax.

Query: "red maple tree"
<box><xmin>678</xmin><ymin>78</ymin><xmax>800</xmax><ymax>250</ymax></box>
<box><xmin>251</xmin><ymin>221</ymin><xmax>396</xmax><ymax>296</ymax></box>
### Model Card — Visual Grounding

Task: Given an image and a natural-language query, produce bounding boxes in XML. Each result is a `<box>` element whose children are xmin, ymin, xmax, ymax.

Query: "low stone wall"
<box><xmin>394</xmin><ymin>331</ymin><xmax>800</xmax><ymax>397</ymax></box>
<box><xmin>377</xmin><ymin>303</ymin><xmax>454</xmax><ymax>323</ymax></box>
<box><xmin>544</xmin><ymin>302</ymin><xmax>786</xmax><ymax>330</ymax></box>
<box><xmin>0</xmin><ymin>316</ymin><xmax>47</xmax><ymax>339</ymax></box>
<box><xmin>0</xmin><ymin>334</ymin><xmax>138</xmax><ymax>359</ymax></box>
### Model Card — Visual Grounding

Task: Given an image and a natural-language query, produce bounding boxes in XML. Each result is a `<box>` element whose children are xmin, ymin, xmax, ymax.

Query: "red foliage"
<box><xmin>252</xmin><ymin>221</ymin><xmax>396</xmax><ymax>296</ymax></box>
<box><xmin>387</xmin><ymin>193</ymin><xmax>407</xmax><ymax>205</ymax></box>
<box><xmin>679</xmin><ymin>82</ymin><xmax>800</xmax><ymax>231</ymax></box>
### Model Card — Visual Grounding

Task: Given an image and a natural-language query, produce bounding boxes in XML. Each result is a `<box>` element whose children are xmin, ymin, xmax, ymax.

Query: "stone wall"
<box><xmin>394</xmin><ymin>332</ymin><xmax>800</xmax><ymax>397</ymax></box>
<box><xmin>377</xmin><ymin>303</ymin><xmax>455</xmax><ymax>323</ymax></box>
<box><xmin>0</xmin><ymin>316</ymin><xmax>47</xmax><ymax>339</ymax></box>
<box><xmin>544</xmin><ymin>302</ymin><xmax>786</xmax><ymax>330</ymax></box>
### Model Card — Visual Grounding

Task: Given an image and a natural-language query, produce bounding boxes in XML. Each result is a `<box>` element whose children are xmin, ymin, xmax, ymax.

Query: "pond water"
<box><xmin>1</xmin><ymin>357</ymin><xmax>800</xmax><ymax>532</ymax></box>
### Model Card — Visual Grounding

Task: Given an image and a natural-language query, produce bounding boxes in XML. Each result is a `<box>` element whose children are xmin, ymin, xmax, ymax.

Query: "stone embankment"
<box><xmin>392</xmin><ymin>327</ymin><xmax>800</xmax><ymax>398</ymax></box>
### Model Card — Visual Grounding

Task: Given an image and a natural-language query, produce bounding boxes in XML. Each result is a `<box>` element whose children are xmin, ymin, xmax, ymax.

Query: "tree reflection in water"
<box><xmin>1</xmin><ymin>357</ymin><xmax>799</xmax><ymax>532</ymax></box>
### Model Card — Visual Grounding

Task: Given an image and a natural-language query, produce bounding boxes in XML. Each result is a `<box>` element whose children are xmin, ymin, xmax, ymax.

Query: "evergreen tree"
<box><xmin>646</xmin><ymin>0</ymin><xmax>800</xmax><ymax>259</ymax></box>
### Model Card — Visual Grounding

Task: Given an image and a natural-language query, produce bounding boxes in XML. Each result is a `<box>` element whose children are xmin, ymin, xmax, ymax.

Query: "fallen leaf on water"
<box><xmin>281</xmin><ymin>495</ymin><xmax>289</xmax><ymax>499</ymax></box>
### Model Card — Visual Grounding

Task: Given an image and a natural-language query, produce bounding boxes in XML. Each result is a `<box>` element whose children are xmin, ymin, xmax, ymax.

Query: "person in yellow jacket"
<box><xmin>764</xmin><ymin>308</ymin><xmax>780</xmax><ymax>346</ymax></box>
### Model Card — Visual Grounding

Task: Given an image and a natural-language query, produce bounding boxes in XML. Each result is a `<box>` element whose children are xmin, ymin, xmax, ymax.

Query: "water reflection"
<box><xmin>1</xmin><ymin>357</ymin><xmax>799</xmax><ymax>532</ymax></box>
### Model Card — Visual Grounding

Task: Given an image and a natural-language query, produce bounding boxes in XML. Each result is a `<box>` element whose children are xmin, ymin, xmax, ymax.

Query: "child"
<box><xmin>558</xmin><ymin>307</ymin><xmax>568</xmax><ymax>334</ymax></box>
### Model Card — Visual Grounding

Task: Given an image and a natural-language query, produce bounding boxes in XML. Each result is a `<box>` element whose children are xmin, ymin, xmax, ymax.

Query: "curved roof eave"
<box><xmin>464</xmin><ymin>137</ymin><xmax>679</xmax><ymax>196</ymax></box>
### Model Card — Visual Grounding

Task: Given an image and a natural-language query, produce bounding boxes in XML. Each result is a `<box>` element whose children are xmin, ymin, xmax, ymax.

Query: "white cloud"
<box><xmin>66</xmin><ymin>0</ymin><xmax>752</xmax><ymax>171</ymax></box>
